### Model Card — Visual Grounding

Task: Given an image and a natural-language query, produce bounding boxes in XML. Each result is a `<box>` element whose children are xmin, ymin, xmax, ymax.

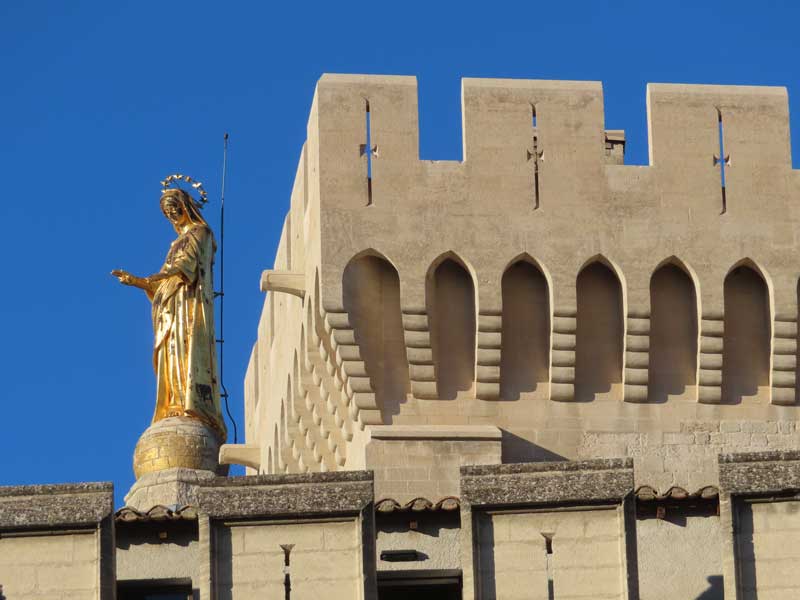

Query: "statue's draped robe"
<box><xmin>150</xmin><ymin>224</ymin><xmax>227</xmax><ymax>439</ymax></box>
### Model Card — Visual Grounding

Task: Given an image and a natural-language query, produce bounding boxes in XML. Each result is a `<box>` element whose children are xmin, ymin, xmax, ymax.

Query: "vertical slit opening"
<box><xmin>281</xmin><ymin>544</ymin><xmax>294</xmax><ymax>600</ymax></box>
<box><xmin>716</xmin><ymin>108</ymin><xmax>727</xmax><ymax>214</ymax></box>
<box><xmin>542</xmin><ymin>533</ymin><xmax>555</xmax><ymax>600</ymax></box>
<box><xmin>365</xmin><ymin>100</ymin><xmax>373</xmax><ymax>206</ymax></box>
<box><xmin>532</xmin><ymin>104</ymin><xmax>541</xmax><ymax>210</ymax></box>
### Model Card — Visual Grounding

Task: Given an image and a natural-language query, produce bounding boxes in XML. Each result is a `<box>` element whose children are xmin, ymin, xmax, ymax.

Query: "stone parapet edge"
<box><xmin>461</xmin><ymin>459</ymin><xmax>634</xmax><ymax>507</ymax></box>
<box><xmin>368</xmin><ymin>425</ymin><xmax>502</xmax><ymax>441</ymax></box>
<box><xmin>195</xmin><ymin>470</ymin><xmax>374</xmax><ymax>518</ymax></box>
<box><xmin>718</xmin><ymin>450</ymin><xmax>800</xmax><ymax>495</ymax></box>
<box><xmin>0</xmin><ymin>481</ymin><xmax>114</xmax><ymax>531</ymax></box>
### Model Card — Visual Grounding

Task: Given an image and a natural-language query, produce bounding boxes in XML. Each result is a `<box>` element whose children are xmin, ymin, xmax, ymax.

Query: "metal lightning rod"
<box><xmin>217</xmin><ymin>132</ymin><xmax>238</xmax><ymax>443</ymax></box>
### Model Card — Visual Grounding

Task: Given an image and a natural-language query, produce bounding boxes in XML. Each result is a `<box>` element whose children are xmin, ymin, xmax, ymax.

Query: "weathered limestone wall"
<box><xmin>736</xmin><ymin>499</ymin><xmax>800</xmax><ymax>599</ymax></box>
<box><xmin>477</xmin><ymin>507</ymin><xmax>625</xmax><ymax>600</ymax></box>
<box><xmin>116</xmin><ymin>523</ymin><xmax>200</xmax><ymax>584</ymax></box>
<box><xmin>243</xmin><ymin>74</ymin><xmax>800</xmax><ymax>500</ymax></box>
<box><xmin>636</xmin><ymin>515</ymin><xmax>723</xmax><ymax>600</ymax></box>
<box><xmin>0</xmin><ymin>482</ymin><xmax>114</xmax><ymax>600</ymax></box>
<box><xmin>365</xmin><ymin>425</ymin><xmax>501</xmax><ymax>502</ymax></box>
<box><xmin>0</xmin><ymin>532</ymin><xmax>101</xmax><ymax>599</ymax></box>
<box><xmin>576</xmin><ymin>418</ymin><xmax>800</xmax><ymax>492</ymax></box>
<box><xmin>197</xmin><ymin>471</ymin><xmax>376</xmax><ymax>600</ymax></box>
<box><xmin>718</xmin><ymin>450</ymin><xmax>800</xmax><ymax>597</ymax></box>
<box><xmin>215</xmin><ymin>520</ymin><xmax>361</xmax><ymax>599</ymax></box>
<box><xmin>375</xmin><ymin>512</ymin><xmax>461</xmax><ymax>572</ymax></box>
<box><xmin>460</xmin><ymin>459</ymin><xmax>635</xmax><ymax>600</ymax></box>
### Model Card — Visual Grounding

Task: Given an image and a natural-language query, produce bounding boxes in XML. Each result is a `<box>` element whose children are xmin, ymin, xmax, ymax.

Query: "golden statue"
<box><xmin>112</xmin><ymin>178</ymin><xmax>227</xmax><ymax>442</ymax></box>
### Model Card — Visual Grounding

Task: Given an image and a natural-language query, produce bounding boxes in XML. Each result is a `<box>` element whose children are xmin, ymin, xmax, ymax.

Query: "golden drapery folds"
<box><xmin>114</xmin><ymin>188</ymin><xmax>228</xmax><ymax>441</ymax></box>
<box><xmin>150</xmin><ymin>215</ymin><xmax>226</xmax><ymax>440</ymax></box>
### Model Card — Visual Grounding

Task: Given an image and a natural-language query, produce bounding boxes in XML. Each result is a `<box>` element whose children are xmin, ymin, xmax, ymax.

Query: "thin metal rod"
<box><xmin>218</xmin><ymin>132</ymin><xmax>238</xmax><ymax>443</ymax></box>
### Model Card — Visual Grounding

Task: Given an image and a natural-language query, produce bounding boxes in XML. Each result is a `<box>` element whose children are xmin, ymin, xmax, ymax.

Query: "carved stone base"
<box><xmin>124</xmin><ymin>467</ymin><xmax>216</xmax><ymax>511</ymax></box>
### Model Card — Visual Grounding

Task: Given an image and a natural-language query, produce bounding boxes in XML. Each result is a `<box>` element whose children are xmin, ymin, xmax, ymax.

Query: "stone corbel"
<box><xmin>260</xmin><ymin>270</ymin><xmax>305</xmax><ymax>298</ymax></box>
<box><xmin>219</xmin><ymin>444</ymin><xmax>262</xmax><ymax>470</ymax></box>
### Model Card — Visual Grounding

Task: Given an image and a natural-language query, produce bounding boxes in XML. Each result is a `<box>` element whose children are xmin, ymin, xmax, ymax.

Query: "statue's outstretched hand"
<box><xmin>111</xmin><ymin>269</ymin><xmax>143</xmax><ymax>287</ymax></box>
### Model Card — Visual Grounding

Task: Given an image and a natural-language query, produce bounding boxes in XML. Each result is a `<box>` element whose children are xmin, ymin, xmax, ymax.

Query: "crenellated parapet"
<box><xmin>242</xmin><ymin>74</ymin><xmax>800</xmax><ymax>493</ymax></box>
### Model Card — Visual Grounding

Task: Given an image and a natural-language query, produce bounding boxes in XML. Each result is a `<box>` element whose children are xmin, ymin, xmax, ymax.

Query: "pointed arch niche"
<box><xmin>500</xmin><ymin>258</ymin><xmax>551</xmax><ymax>400</ymax></box>
<box><xmin>426</xmin><ymin>254</ymin><xmax>477</xmax><ymax>400</ymax></box>
<box><xmin>723</xmin><ymin>262</ymin><xmax>771</xmax><ymax>404</ymax></box>
<box><xmin>342</xmin><ymin>252</ymin><xmax>409</xmax><ymax>418</ymax></box>
<box><xmin>648</xmin><ymin>260</ymin><xmax>699</xmax><ymax>402</ymax></box>
<box><xmin>575</xmin><ymin>259</ymin><xmax>624</xmax><ymax>402</ymax></box>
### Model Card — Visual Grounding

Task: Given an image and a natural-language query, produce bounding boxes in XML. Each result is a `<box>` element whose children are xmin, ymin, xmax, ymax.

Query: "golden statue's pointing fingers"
<box><xmin>112</xmin><ymin>185</ymin><xmax>227</xmax><ymax>442</ymax></box>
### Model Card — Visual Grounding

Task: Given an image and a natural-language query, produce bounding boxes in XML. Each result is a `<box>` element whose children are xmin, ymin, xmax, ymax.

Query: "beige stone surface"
<box><xmin>636</xmin><ymin>515</ymin><xmax>723</xmax><ymax>599</ymax></box>
<box><xmin>219</xmin><ymin>443</ymin><xmax>262</xmax><ymax>470</ymax></box>
<box><xmin>116</xmin><ymin>527</ymin><xmax>199</xmax><ymax>583</ymax></box>
<box><xmin>0</xmin><ymin>530</ymin><xmax>100</xmax><ymax>599</ymax></box>
<box><xmin>736</xmin><ymin>499</ymin><xmax>800</xmax><ymax>599</ymax></box>
<box><xmin>366</xmin><ymin>426</ymin><xmax>501</xmax><ymax>502</ymax></box>
<box><xmin>477</xmin><ymin>507</ymin><xmax>625</xmax><ymax>599</ymax></box>
<box><xmin>215</xmin><ymin>519</ymin><xmax>362</xmax><ymax>600</ymax></box>
<box><xmin>244</xmin><ymin>74</ymin><xmax>800</xmax><ymax>497</ymax></box>
<box><xmin>376</xmin><ymin>513</ymin><xmax>461</xmax><ymax>572</ymax></box>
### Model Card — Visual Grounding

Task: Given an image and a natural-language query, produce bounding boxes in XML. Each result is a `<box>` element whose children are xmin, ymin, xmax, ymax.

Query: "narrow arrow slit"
<box><xmin>716</xmin><ymin>108</ymin><xmax>728</xmax><ymax>214</ymax></box>
<box><xmin>366</xmin><ymin>100</ymin><xmax>373</xmax><ymax>206</ymax></box>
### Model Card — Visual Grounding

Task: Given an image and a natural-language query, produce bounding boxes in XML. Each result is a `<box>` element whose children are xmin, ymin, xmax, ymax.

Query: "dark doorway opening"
<box><xmin>378</xmin><ymin>570</ymin><xmax>461</xmax><ymax>600</ymax></box>
<box><xmin>117</xmin><ymin>579</ymin><xmax>193</xmax><ymax>600</ymax></box>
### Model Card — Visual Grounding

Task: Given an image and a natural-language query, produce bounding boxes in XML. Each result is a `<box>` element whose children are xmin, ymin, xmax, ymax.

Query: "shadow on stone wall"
<box><xmin>695</xmin><ymin>575</ymin><xmax>724</xmax><ymax>600</ymax></box>
<box><xmin>501</xmin><ymin>430</ymin><xmax>567</xmax><ymax>463</ymax></box>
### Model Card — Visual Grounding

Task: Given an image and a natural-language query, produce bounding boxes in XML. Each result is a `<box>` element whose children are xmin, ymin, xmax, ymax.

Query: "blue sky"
<box><xmin>1</xmin><ymin>1</ymin><xmax>798</xmax><ymax>506</ymax></box>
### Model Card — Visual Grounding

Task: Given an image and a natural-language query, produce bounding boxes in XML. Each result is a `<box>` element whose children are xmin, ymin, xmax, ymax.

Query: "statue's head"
<box><xmin>160</xmin><ymin>188</ymin><xmax>208</xmax><ymax>229</ymax></box>
<box><xmin>159</xmin><ymin>174</ymin><xmax>210</xmax><ymax>230</ymax></box>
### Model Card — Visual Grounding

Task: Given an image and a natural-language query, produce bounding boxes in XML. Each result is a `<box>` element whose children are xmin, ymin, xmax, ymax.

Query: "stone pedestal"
<box><xmin>124</xmin><ymin>467</ymin><xmax>216</xmax><ymax>510</ymax></box>
<box><xmin>125</xmin><ymin>416</ymin><xmax>227</xmax><ymax>511</ymax></box>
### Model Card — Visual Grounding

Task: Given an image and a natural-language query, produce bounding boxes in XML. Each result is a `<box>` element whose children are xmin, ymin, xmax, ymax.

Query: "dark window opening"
<box><xmin>378</xmin><ymin>570</ymin><xmax>461</xmax><ymax>600</ymax></box>
<box><xmin>117</xmin><ymin>579</ymin><xmax>193</xmax><ymax>600</ymax></box>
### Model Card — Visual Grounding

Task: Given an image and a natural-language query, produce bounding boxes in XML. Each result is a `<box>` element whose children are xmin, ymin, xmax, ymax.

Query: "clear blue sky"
<box><xmin>1</xmin><ymin>2</ymin><xmax>798</xmax><ymax>506</ymax></box>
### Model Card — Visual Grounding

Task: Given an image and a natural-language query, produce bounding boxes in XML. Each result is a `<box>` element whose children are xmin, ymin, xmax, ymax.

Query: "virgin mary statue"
<box><xmin>113</xmin><ymin>187</ymin><xmax>227</xmax><ymax>441</ymax></box>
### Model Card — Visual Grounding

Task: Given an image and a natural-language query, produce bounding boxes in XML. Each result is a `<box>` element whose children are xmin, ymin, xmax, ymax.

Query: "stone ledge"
<box><xmin>719</xmin><ymin>450</ymin><xmax>800</xmax><ymax>463</ymax></box>
<box><xmin>461</xmin><ymin>459</ymin><xmax>633</xmax><ymax>507</ymax></box>
<box><xmin>195</xmin><ymin>471</ymin><xmax>374</xmax><ymax>519</ymax></box>
<box><xmin>719</xmin><ymin>450</ymin><xmax>800</xmax><ymax>495</ymax></box>
<box><xmin>200</xmin><ymin>471</ymin><xmax>372</xmax><ymax>487</ymax></box>
<box><xmin>0</xmin><ymin>481</ymin><xmax>113</xmax><ymax>531</ymax></box>
<box><xmin>369</xmin><ymin>425</ymin><xmax>502</xmax><ymax>441</ymax></box>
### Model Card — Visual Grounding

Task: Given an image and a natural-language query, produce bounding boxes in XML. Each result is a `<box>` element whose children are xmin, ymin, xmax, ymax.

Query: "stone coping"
<box><xmin>0</xmin><ymin>481</ymin><xmax>112</xmax><ymax>497</ymax></box>
<box><xmin>195</xmin><ymin>471</ymin><xmax>374</xmax><ymax>519</ymax></box>
<box><xmin>369</xmin><ymin>425</ymin><xmax>502</xmax><ymax>441</ymax></box>
<box><xmin>719</xmin><ymin>450</ymin><xmax>800</xmax><ymax>495</ymax></box>
<box><xmin>719</xmin><ymin>450</ymin><xmax>800</xmax><ymax>463</ymax></box>
<box><xmin>461</xmin><ymin>459</ymin><xmax>634</xmax><ymax>508</ymax></box>
<box><xmin>463</xmin><ymin>458</ymin><xmax>632</xmax><ymax>476</ymax></box>
<box><xmin>199</xmin><ymin>470</ymin><xmax>373</xmax><ymax>487</ymax></box>
<box><xmin>0</xmin><ymin>481</ymin><xmax>114</xmax><ymax>531</ymax></box>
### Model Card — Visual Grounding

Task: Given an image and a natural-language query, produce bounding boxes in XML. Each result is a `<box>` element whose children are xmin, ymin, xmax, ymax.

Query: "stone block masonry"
<box><xmin>243</xmin><ymin>74</ymin><xmax>800</xmax><ymax>492</ymax></box>
<box><xmin>365</xmin><ymin>425</ymin><xmax>502</xmax><ymax>502</ymax></box>
<box><xmin>0</xmin><ymin>482</ymin><xmax>114</xmax><ymax>600</ymax></box>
